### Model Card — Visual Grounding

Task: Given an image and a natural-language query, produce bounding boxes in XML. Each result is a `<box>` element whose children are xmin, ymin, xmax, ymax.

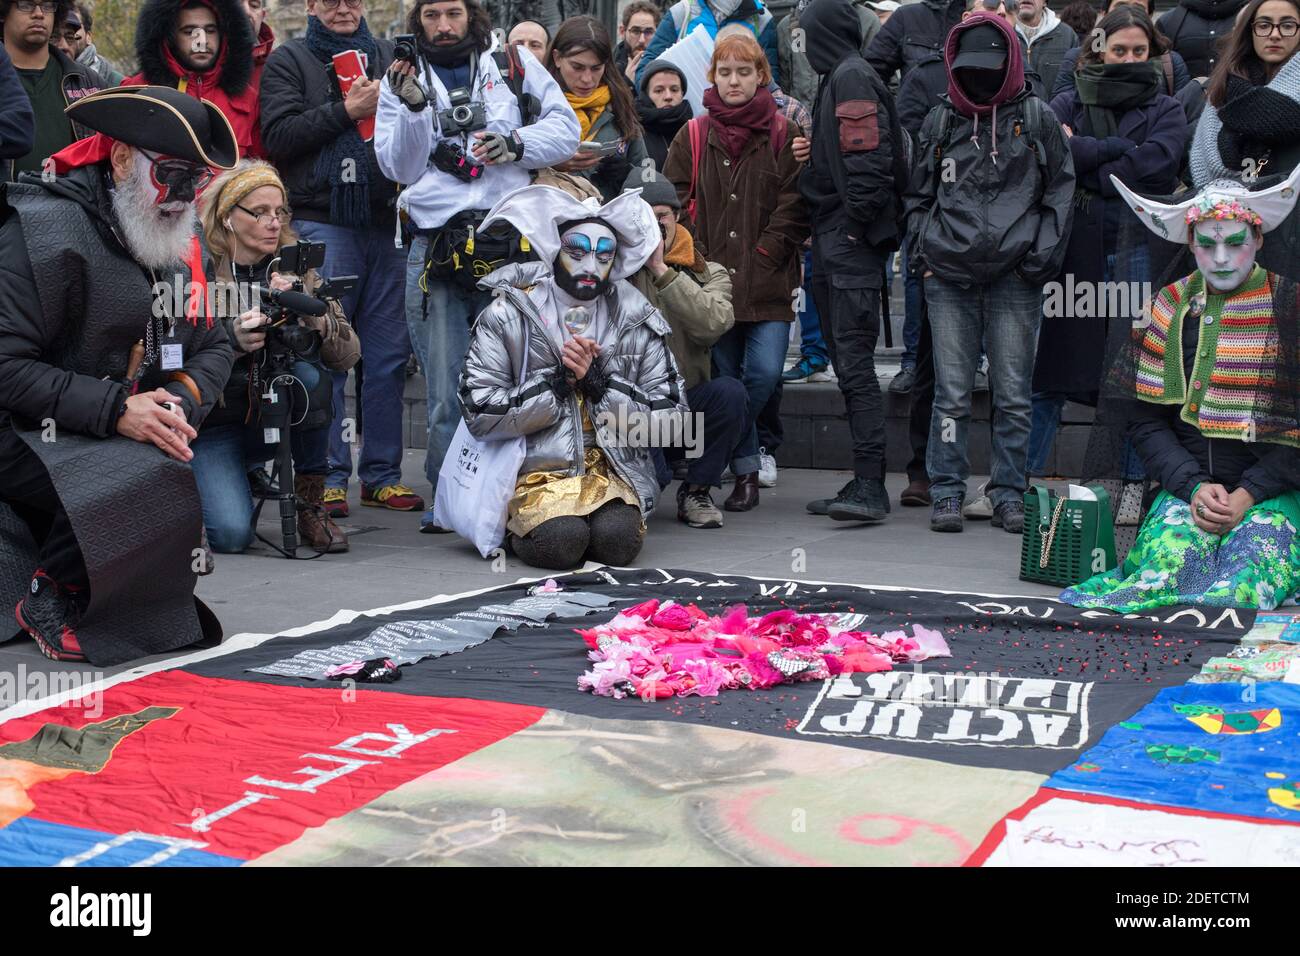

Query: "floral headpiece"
<box><xmin>1184</xmin><ymin>197</ymin><xmax>1264</xmax><ymax>228</ymax></box>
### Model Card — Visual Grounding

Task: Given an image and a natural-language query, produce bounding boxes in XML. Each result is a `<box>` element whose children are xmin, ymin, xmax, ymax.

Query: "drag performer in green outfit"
<box><xmin>1063</xmin><ymin>166</ymin><xmax>1300</xmax><ymax>612</ymax></box>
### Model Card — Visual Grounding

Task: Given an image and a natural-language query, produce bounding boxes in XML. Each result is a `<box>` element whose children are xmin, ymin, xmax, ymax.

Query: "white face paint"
<box><xmin>555</xmin><ymin>221</ymin><xmax>617</xmax><ymax>299</ymax></box>
<box><xmin>1191</xmin><ymin>219</ymin><xmax>1260</xmax><ymax>293</ymax></box>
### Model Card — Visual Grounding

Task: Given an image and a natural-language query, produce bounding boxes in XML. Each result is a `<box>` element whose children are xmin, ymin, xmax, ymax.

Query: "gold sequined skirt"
<box><xmin>507</xmin><ymin>446</ymin><xmax>644</xmax><ymax>538</ymax></box>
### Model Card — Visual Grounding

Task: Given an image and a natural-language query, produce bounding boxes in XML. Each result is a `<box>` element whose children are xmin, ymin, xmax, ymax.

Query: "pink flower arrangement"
<box><xmin>576</xmin><ymin>601</ymin><xmax>952</xmax><ymax>701</ymax></box>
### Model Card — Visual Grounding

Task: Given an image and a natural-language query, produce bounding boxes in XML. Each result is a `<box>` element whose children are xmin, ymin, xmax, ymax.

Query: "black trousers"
<box><xmin>906</xmin><ymin>295</ymin><xmax>935</xmax><ymax>483</ymax></box>
<box><xmin>811</xmin><ymin>229</ymin><xmax>887</xmax><ymax>479</ymax></box>
<box><xmin>662</xmin><ymin>376</ymin><xmax>749</xmax><ymax>488</ymax></box>
<box><xmin>0</xmin><ymin>423</ymin><xmax>90</xmax><ymax>592</ymax></box>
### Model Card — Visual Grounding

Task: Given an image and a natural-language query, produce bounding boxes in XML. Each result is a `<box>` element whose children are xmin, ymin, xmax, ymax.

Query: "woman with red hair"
<box><xmin>663</xmin><ymin>32</ymin><xmax>807</xmax><ymax>514</ymax></box>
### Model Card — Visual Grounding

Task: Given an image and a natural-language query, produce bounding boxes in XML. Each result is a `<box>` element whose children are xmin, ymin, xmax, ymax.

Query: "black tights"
<box><xmin>510</xmin><ymin>501</ymin><xmax>644</xmax><ymax>570</ymax></box>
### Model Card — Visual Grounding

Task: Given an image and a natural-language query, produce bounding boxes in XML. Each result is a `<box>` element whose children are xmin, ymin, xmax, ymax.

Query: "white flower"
<box><xmin>1164</xmin><ymin>510</ymin><xmax>1189</xmax><ymax>526</ymax></box>
<box><xmin>1136</xmin><ymin>568</ymin><xmax>1170</xmax><ymax>591</ymax></box>
<box><xmin>1251</xmin><ymin>512</ymin><xmax>1275</xmax><ymax>526</ymax></box>
<box><xmin>1256</xmin><ymin>582</ymin><xmax>1278</xmax><ymax>606</ymax></box>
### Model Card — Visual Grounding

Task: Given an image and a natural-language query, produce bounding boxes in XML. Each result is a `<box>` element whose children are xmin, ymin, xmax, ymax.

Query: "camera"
<box><xmin>432</xmin><ymin>139</ymin><xmax>485</xmax><ymax>183</ymax></box>
<box><xmin>393</xmin><ymin>32</ymin><xmax>419</xmax><ymax>64</ymax></box>
<box><xmin>437</xmin><ymin>87</ymin><xmax>486</xmax><ymax>136</ymax></box>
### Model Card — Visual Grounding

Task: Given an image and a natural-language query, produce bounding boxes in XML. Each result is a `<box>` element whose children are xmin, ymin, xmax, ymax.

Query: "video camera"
<box><xmin>259</xmin><ymin>240</ymin><xmax>357</xmax><ymax>361</ymax></box>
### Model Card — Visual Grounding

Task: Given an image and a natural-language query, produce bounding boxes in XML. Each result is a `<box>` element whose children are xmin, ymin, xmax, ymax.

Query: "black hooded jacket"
<box><xmin>0</xmin><ymin>166</ymin><xmax>233</xmax><ymax>438</ymax></box>
<box><xmin>799</xmin><ymin>0</ymin><xmax>907</xmax><ymax>251</ymax></box>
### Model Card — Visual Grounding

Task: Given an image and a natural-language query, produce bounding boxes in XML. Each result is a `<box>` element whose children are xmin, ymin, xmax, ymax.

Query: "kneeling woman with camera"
<box><xmin>195</xmin><ymin>162</ymin><xmax>360</xmax><ymax>554</ymax></box>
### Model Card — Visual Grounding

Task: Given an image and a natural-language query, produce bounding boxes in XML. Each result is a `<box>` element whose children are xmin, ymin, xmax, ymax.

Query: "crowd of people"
<box><xmin>1</xmin><ymin>0</ymin><xmax>1299</xmax><ymax>667</ymax></box>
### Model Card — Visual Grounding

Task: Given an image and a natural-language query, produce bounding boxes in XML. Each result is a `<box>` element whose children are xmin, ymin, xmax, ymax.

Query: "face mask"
<box><xmin>1191</xmin><ymin>219</ymin><xmax>1259</xmax><ymax>293</ymax></box>
<box><xmin>957</xmin><ymin>66</ymin><xmax>1005</xmax><ymax>102</ymax></box>
<box><xmin>554</xmin><ymin>221</ymin><xmax>617</xmax><ymax>301</ymax></box>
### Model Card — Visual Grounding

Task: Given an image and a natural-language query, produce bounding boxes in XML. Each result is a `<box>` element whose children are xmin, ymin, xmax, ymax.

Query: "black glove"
<box><xmin>578</xmin><ymin>360</ymin><xmax>610</xmax><ymax>403</ymax></box>
<box><xmin>548</xmin><ymin>368</ymin><xmax>574</xmax><ymax>401</ymax></box>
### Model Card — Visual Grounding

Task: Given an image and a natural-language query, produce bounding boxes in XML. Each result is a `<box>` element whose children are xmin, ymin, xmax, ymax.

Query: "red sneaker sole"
<box><xmin>14</xmin><ymin>603</ymin><xmax>87</xmax><ymax>663</ymax></box>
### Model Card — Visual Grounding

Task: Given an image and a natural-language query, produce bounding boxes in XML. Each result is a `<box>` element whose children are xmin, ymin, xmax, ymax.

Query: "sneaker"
<box><xmin>758</xmin><ymin>448</ymin><xmax>777</xmax><ymax>488</ymax></box>
<box><xmin>782</xmin><ymin>355</ymin><xmax>830</xmax><ymax>383</ymax></box>
<box><xmin>807</xmin><ymin>478</ymin><xmax>855</xmax><ymax>515</ymax></box>
<box><xmin>900</xmin><ymin>477</ymin><xmax>932</xmax><ymax>507</ymax></box>
<box><xmin>360</xmin><ymin>483</ymin><xmax>425</xmax><ymax>512</ymax></box>
<box><xmin>888</xmin><ymin>366</ymin><xmax>917</xmax><ymax>395</ymax></box>
<box><xmin>931</xmin><ymin>496</ymin><xmax>964</xmax><ymax>533</ymax></box>
<box><xmin>827</xmin><ymin>477</ymin><xmax>890</xmax><ymax>523</ymax></box>
<box><xmin>963</xmin><ymin>481</ymin><xmax>994</xmax><ymax>520</ymax></box>
<box><xmin>16</xmin><ymin>570</ymin><xmax>86</xmax><ymax>662</ymax></box>
<box><xmin>991</xmin><ymin>498</ymin><xmax>1025</xmax><ymax>533</ymax></box>
<box><xmin>419</xmin><ymin>508</ymin><xmax>453</xmax><ymax>534</ymax></box>
<box><xmin>678</xmin><ymin>484</ymin><xmax>724</xmax><ymax>529</ymax></box>
<box><xmin>324</xmin><ymin>486</ymin><xmax>349</xmax><ymax>518</ymax></box>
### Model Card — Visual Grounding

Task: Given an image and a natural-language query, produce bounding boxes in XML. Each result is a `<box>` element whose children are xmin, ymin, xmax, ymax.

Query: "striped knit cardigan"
<box><xmin>1135</xmin><ymin>265</ymin><xmax>1300</xmax><ymax>447</ymax></box>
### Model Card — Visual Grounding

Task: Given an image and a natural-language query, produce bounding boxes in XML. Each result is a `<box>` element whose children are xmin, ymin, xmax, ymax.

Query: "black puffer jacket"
<box><xmin>1157</xmin><ymin>0</ymin><xmax>1248</xmax><ymax>80</ymax></box>
<box><xmin>865</xmin><ymin>0</ymin><xmax>964</xmax><ymax>82</ymax></box>
<box><xmin>1127</xmin><ymin>285</ymin><xmax>1300</xmax><ymax>504</ymax></box>
<box><xmin>259</xmin><ymin>35</ymin><xmax>399</xmax><ymax>227</ymax></box>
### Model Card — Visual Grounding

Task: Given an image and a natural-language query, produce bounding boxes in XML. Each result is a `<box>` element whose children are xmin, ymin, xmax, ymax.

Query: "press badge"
<box><xmin>161</xmin><ymin>343</ymin><xmax>183</xmax><ymax>371</ymax></box>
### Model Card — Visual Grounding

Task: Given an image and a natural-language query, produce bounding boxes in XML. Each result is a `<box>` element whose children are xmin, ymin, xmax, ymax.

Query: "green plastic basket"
<box><xmin>1019</xmin><ymin>485</ymin><xmax>1118</xmax><ymax>588</ymax></box>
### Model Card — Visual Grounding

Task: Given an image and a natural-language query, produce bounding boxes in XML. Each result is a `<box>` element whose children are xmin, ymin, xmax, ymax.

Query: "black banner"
<box><xmin>186</xmin><ymin>568</ymin><xmax>1250</xmax><ymax>775</ymax></box>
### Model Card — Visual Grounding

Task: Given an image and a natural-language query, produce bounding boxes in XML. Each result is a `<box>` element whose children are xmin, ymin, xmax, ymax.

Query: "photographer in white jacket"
<box><xmin>374</xmin><ymin>0</ymin><xmax>579</xmax><ymax>533</ymax></box>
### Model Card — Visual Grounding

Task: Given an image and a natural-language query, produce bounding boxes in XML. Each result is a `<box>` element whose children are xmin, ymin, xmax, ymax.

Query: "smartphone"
<box><xmin>279</xmin><ymin>240</ymin><xmax>326</xmax><ymax>276</ymax></box>
<box><xmin>577</xmin><ymin>140</ymin><xmax>623</xmax><ymax>158</ymax></box>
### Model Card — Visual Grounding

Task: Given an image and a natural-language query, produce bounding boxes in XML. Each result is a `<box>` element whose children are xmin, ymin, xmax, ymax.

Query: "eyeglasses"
<box><xmin>626</xmin><ymin>26</ymin><xmax>656</xmax><ymax>37</ymax></box>
<box><xmin>1252</xmin><ymin>17</ymin><xmax>1300</xmax><ymax>37</ymax></box>
<box><xmin>319</xmin><ymin>0</ymin><xmax>364</xmax><ymax>9</ymax></box>
<box><xmin>235</xmin><ymin>204</ymin><xmax>292</xmax><ymax>228</ymax></box>
<box><xmin>14</xmin><ymin>1</ymin><xmax>58</xmax><ymax>14</ymax></box>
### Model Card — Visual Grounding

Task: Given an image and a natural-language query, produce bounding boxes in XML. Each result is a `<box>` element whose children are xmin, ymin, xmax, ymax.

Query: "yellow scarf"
<box><xmin>565</xmin><ymin>86</ymin><xmax>612</xmax><ymax>141</ymax></box>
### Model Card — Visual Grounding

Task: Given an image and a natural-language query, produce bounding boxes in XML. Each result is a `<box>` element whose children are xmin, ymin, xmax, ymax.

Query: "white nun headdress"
<box><xmin>1109</xmin><ymin>164</ymin><xmax>1300</xmax><ymax>242</ymax></box>
<box><xmin>480</xmin><ymin>184</ymin><xmax>660</xmax><ymax>281</ymax></box>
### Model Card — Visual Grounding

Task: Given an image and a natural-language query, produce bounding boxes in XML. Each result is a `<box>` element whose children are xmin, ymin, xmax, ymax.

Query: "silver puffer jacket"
<box><xmin>460</xmin><ymin>262</ymin><xmax>689</xmax><ymax>517</ymax></box>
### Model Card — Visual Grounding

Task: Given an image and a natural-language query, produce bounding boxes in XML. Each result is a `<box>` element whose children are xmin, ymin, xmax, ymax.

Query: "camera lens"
<box><xmin>451</xmin><ymin>104</ymin><xmax>472</xmax><ymax>126</ymax></box>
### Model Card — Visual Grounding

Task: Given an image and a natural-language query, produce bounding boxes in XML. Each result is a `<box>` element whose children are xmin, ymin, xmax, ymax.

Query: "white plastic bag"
<box><xmin>432</xmin><ymin>325</ymin><xmax>530</xmax><ymax>558</ymax></box>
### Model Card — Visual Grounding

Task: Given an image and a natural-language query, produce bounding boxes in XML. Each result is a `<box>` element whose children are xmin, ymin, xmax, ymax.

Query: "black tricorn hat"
<box><xmin>64</xmin><ymin>85</ymin><xmax>239</xmax><ymax>168</ymax></box>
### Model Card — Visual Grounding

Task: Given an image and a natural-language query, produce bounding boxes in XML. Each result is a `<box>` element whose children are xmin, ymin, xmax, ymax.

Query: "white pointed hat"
<box><xmin>1109</xmin><ymin>164</ymin><xmax>1300</xmax><ymax>242</ymax></box>
<box><xmin>480</xmin><ymin>184</ymin><xmax>659</xmax><ymax>281</ymax></box>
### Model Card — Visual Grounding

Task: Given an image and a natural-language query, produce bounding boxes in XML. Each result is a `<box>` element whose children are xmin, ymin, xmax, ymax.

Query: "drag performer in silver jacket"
<box><xmin>460</xmin><ymin>185</ymin><xmax>689</xmax><ymax>570</ymax></box>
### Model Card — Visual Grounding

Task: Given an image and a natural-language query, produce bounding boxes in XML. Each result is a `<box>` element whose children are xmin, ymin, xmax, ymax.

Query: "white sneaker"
<box><xmin>963</xmin><ymin>481</ymin><xmax>994</xmax><ymax>519</ymax></box>
<box><xmin>758</xmin><ymin>448</ymin><xmax>778</xmax><ymax>488</ymax></box>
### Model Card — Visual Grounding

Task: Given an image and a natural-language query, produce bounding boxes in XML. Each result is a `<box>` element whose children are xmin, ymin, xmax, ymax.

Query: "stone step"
<box><xmin>344</xmin><ymin>366</ymin><xmax>1095</xmax><ymax>477</ymax></box>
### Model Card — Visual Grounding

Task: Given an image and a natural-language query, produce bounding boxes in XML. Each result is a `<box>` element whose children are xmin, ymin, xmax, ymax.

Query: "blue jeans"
<box><xmin>293</xmin><ymin>220</ymin><xmax>408</xmax><ymax>490</ymax></box>
<box><xmin>925</xmin><ymin>272</ymin><xmax>1041</xmax><ymax>506</ymax></box>
<box><xmin>405</xmin><ymin>234</ymin><xmax>494</xmax><ymax>489</ymax></box>
<box><xmin>711</xmin><ymin>320</ymin><xmax>789</xmax><ymax>476</ymax></box>
<box><xmin>798</xmin><ymin>247</ymin><xmax>828</xmax><ymax>365</ymax></box>
<box><xmin>192</xmin><ymin>414</ymin><xmax>330</xmax><ymax>554</ymax></box>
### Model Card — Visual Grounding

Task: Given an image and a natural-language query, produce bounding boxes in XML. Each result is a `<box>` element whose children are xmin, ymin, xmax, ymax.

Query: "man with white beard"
<box><xmin>0</xmin><ymin>85</ymin><xmax>236</xmax><ymax>665</ymax></box>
